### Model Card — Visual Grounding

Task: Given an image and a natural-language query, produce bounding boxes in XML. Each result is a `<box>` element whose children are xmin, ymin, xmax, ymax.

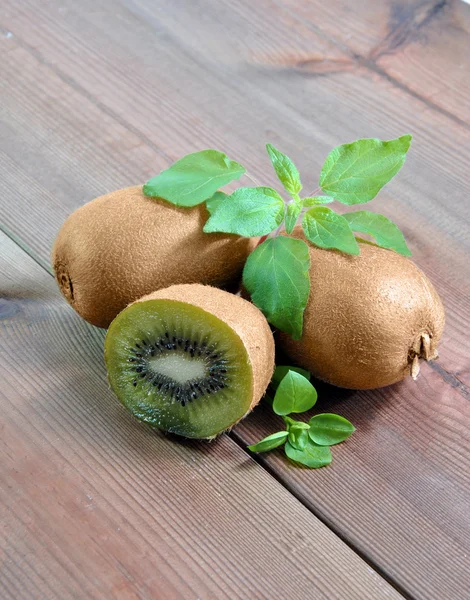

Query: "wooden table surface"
<box><xmin>1</xmin><ymin>1</ymin><xmax>469</xmax><ymax>598</ymax></box>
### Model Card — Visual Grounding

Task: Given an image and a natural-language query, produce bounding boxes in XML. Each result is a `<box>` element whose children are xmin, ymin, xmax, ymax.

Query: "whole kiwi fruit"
<box><xmin>277</xmin><ymin>228</ymin><xmax>445</xmax><ymax>389</ymax></box>
<box><xmin>105</xmin><ymin>284</ymin><xmax>275</xmax><ymax>439</ymax></box>
<box><xmin>52</xmin><ymin>186</ymin><xmax>257</xmax><ymax>328</ymax></box>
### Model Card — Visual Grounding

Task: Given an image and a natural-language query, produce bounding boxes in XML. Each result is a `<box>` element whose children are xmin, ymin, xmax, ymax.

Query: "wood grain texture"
<box><xmin>277</xmin><ymin>0</ymin><xmax>470</xmax><ymax>124</ymax></box>
<box><xmin>0</xmin><ymin>232</ymin><xmax>403</xmax><ymax>600</ymax></box>
<box><xmin>235</xmin><ymin>368</ymin><xmax>470</xmax><ymax>600</ymax></box>
<box><xmin>1</xmin><ymin>1</ymin><xmax>470</xmax><ymax>598</ymax></box>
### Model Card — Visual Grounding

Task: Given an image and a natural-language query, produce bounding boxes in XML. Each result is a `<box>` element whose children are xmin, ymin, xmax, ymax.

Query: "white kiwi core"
<box><xmin>149</xmin><ymin>353</ymin><xmax>207</xmax><ymax>384</ymax></box>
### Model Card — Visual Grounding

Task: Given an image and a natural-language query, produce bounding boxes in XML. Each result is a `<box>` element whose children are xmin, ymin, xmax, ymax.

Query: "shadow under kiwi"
<box><xmin>273</xmin><ymin>343</ymin><xmax>397</xmax><ymax>429</ymax></box>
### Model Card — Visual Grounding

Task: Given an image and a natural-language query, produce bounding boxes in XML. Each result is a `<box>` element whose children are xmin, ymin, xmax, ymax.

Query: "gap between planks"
<box><xmin>228</xmin><ymin>430</ymin><xmax>415</xmax><ymax>600</ymax></box>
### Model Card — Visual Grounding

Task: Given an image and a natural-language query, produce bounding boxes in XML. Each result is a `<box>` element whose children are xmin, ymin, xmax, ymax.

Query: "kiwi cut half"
<box><xmin>105</xmin><ymin>284</ymin><xmax>275</xmax><ymax>439</ymax></box>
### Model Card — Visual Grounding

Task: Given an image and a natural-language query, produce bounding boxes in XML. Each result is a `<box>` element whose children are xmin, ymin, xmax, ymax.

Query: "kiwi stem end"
<box><xmin>411</xmin><ymin>354</ymin><xmax>420</xmax><ymax>380</ymax></box>
<box><xmin>410</xmin><ymin>332</ymin><xmax>439</xmax><ymax>380</ymax></box>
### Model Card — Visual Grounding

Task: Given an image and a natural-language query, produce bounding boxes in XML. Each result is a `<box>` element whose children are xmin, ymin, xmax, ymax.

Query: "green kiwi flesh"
<box><xmin>105</xmin><ymin>299</ymin><xmax>253</xmax><ymax>439</ymax></box>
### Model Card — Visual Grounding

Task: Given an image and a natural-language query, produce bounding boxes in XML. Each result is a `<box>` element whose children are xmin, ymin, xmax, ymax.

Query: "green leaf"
<box><xmin>285</xmin><ymin>201</ymin><xmax>302</xmax><ymax>234</ymax></box>
<box><xmin>143</xmin><ymin>150</ymin><xmax>245</xmax><ymax>207</ymax></box>
<box><xmin>271</xmin><ymin>365</ymin><xmax>310</xmax><ymax>390</ymax></box>
<box><xmin>282</xmin><ymin>416</ymin><xmax>310</xmax><ymax>430</ymax></box>
<box><xmin>288</xmin><ymin>423</ymin><xmax>310</xmax><ymax>451</ymax></box>
<box><xmin>343</xmin><ymin>210</ymin><xmax>411</xmax><ymax>256</ymax></box>
<box><xmin>302</xmin><ymin>196</ymin><xmax>335</xmax><ymax>206</ymax></box>
<box><xmin>273</xmin><ymin>370</ymin><xmax>318</xmax><ymax>415</ymax></box>
<box><xmin>319</xmin><ymin>135</ymin><xmax>412</xmax><ymax>205</ymax></box>
<box><xmin>243</xmin><ymin>236</ymin><xmax>310</xmax><ymax>339</ymax></box>
<box><xmin>285</xmin><ymin>440</ymin><xmax>332</xmax><ymax>468</ymax></box>
<box><xmin>308</xmin><ymin>414</ymin><xmax>356</xmax><ymax>446</ymax></box>
<box><xmin>302</xmin><ymin>207</ymin><xmax>360</xmax><ymax>255</ymax></box>
<box><xmin>266</xmin><ymin>143</ymin><xmax>302</xmax><ymax>197</ymax></box>
<box><xmin>248</xmin><ymin>431</ymin><xmax>289</xmax><ymax>453</ymax></box>
<box><xmin>203</xmin><ymin>187</ymin><xmax>285</xmax><ymax>236</ymax></box>
<box><xmin>205</xmin><ymin>191</ymin><xmax>228</xmax><ymax>215</ymax></box>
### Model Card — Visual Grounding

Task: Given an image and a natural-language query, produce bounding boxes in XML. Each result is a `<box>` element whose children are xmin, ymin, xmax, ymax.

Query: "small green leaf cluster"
<box><xmin>142</xmin><ymin>136</ymin><xmax>412</xmax><ymax>339</ymax></box>
<box><xmin>248</xmin><ymin>367</ymin><xmax>355</xmax><ymax>468</ymax></box>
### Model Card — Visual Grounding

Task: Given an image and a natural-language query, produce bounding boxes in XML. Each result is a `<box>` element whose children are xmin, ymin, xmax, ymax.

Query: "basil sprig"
<box><xmin>143</xmin><ymin>136</ymin><xmax>412</xmax><ymax>338</ymax></box>
<box><xmin>248</xmin><ymin>367</ymin><xmax>355</xmax><ymax>469</ymax></box>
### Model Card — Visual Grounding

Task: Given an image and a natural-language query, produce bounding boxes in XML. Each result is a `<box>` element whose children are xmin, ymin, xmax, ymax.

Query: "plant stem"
<box><xmin>307</xmin><ymin>186</ymin><xmax>322</xmax><ymax>197</ymax></box>
<box><xmin>270</xmin><ymin>222</ymin><xmax>285</xmax><ymax>238</ymax></box>
<box><xmin>244</xmin><ymin>171</ymin><xmax>261</xmax><ymax>186</ymax></box>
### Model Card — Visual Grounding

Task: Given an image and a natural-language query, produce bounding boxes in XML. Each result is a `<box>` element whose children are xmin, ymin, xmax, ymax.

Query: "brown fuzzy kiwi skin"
<box><xmin>134</xmin><ymin>284</ymin><xmax>275</xmax><ymax>426</ymax></box>
<box><xmin>52</xmin><ymin>186</ymin><xmax>257</xmax><ymax>328</ymax></box>
<box><xmin>277</xmin><ymin>228</ymin><xmax>445</xmax><ymax>390</ymax></box>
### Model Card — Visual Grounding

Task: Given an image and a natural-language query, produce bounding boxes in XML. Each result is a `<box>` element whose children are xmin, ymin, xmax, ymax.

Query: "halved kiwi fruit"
<box><xmin>105</xmin><ymin>284</ymin><xmax>275</xmax><ymax>439</ymax></box>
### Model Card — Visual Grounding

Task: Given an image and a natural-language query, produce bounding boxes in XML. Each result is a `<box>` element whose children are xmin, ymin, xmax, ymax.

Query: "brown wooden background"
<box><xmin>1</xmin><ymin>1</ymin><xmax>469</xmax><ymax>598</ymax></box>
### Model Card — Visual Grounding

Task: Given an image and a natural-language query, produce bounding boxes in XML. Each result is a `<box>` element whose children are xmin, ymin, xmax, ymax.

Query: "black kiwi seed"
<box><xmin>125</xmin><ymin>330</ymin><xmax>231</xmax><ymax>408</ymax></box>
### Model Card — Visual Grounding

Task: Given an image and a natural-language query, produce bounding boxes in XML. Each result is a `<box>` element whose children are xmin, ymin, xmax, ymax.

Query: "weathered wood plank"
<box><xmin>1</xmin><ymin>1</ymin><xmax>470</xmax><ymax>598</ymax></box>
<box><xmin>276</xmin><ymin>0</ymin><xmax>470</xmax><ymax>124</ymax></box>
<box><xmin>0</xmin><ymin>34</ymin><xmax>168</xmax><ymax>263</ymax></box>
<box><xmin>0</xmin><ymin>232</ymin><xmax>403</xmax><ymax>600</ymax></box>
<box><xmin>370</xmin><ymin>0</ymin><xmax>470</xmax><ymax>122</ymax></box>
<box><xmin>234</xmin><ymin>367</ymin><xmax>470</xmax><ymax>600</ymax></box>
